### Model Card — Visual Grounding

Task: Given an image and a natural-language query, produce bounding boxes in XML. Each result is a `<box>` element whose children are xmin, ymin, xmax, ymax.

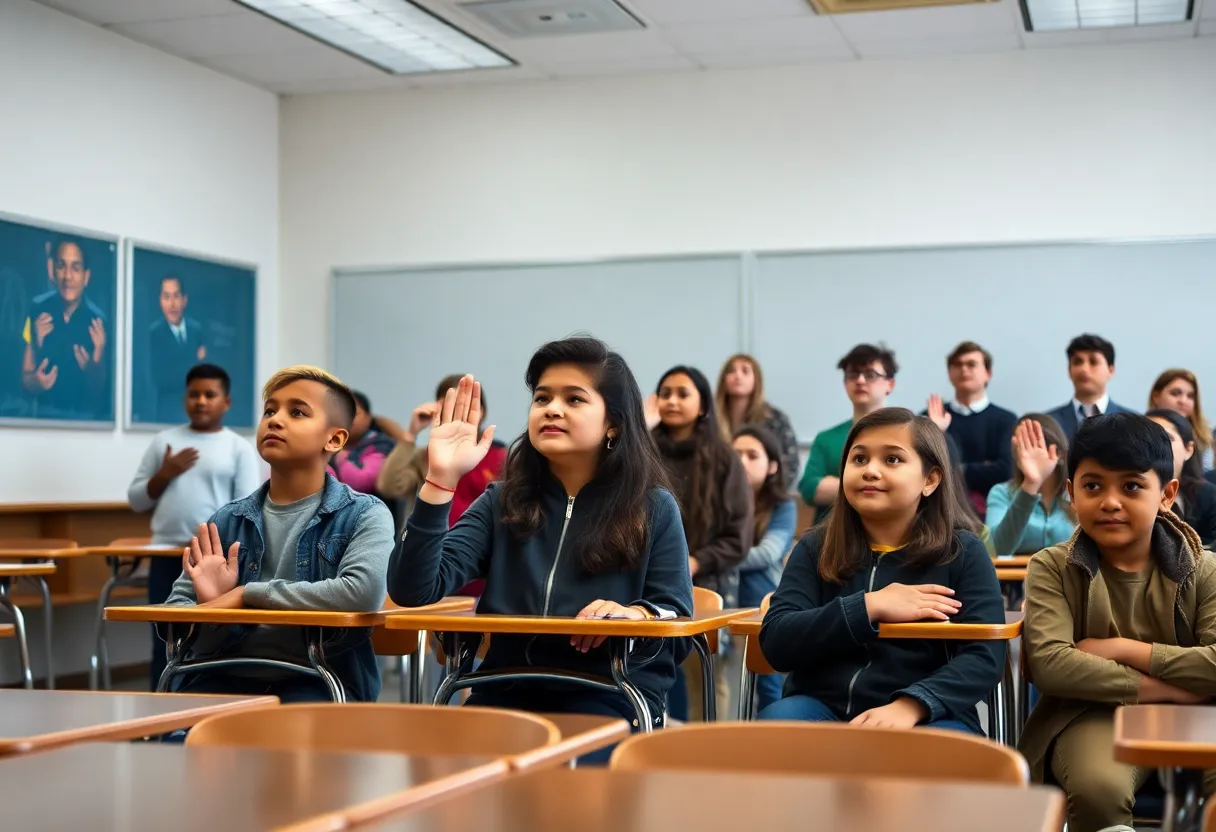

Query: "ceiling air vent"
<box><xmin>456</xmin><ymin>0</ymin><xmax>644</xmax><ymax>37</ymax></box>
<box><xmin>804</xmin><ymin>0</ymin><xmax>999</xmax><ymax>14</ymax></box>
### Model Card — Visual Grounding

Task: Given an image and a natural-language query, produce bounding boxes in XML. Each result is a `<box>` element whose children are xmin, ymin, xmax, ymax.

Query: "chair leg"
<box><xmin>407</xmin><ymin>629</ymin><xmax>426</xmax><ymax>704</ymax></box>
<box><xmin>736</xmin><ymin>637</ymin><xmax>755</xmax><ymax>721</ymax></box>
<box><xmin>35</xmin><ymin>577</ymin><xmax>53</xmax><ymax>689</ymax></box>
<box><xmin>0</xmin><ymin>580</ymin><xmax>33</xmax><ymax>689</ymax></box>
<box><xmin>691</xmin><ymin>634</ymin><xmax>716</xmax><ymax>722</ymax></box>
<box><xmin>609</xmin><ymin>636</ymin><xmax>654</xmax><ymax>733</ymax></box>
<box><xmin>90</xmin><ymin>570</ymin><xmax>119</xmax><ymax>690</ymax></box>
<box><xmin>305</xmin><ymin>628</ymin><xmax>346</xmax><ymax>703</ymax></box>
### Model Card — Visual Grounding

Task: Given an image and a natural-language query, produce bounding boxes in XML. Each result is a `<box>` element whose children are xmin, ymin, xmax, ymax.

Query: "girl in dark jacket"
<box><xmin>759</xmin><ymin>407</ymin><xmax>1004</xmax><ymax>733</ymax></box>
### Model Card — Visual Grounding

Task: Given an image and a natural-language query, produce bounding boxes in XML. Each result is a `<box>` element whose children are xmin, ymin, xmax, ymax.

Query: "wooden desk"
<box><xmin>0</xmin><ymin>689</ymin><xmax>276</xmax><ymax>755</ymax></box>
<box><xmin>509</xmin><ymin>713</ymin><xmax>631</xmax><ymax>770</ymax></box>
<box><xmin>995</xmin><ymin>555</ymin><xmax>1033</xmax><ymax>568</ymax></box>
<box><xmin>1115</xmin><ymin>705</ymin><xmax>1216</xmax><ymax>832</ymax></box>
<box><xmin>373</xmin><ymin>597</ymin><xmax>478</xmax><ymax>704</ymax></box>
<box><xmin>384</xmin><ymin>609</ymin><xmax>755</xmax><ymax>729</ymax></box>
<box><xmin>995</xmin><ymin>567</ymin><xmax>1028</xmax><ymax>583</ymax></box>
<box><xmin>350</xmin><ymin>768</ymin><xmax>1067</xmax><ymax>832</ymax></box>
<box><xmin>0</xmin><ymin>742</ymin><xmax>507</xmax><ymax>832</ymax></box>
<box><xmin>0</xmin><ymin>561</ymin><xmax>57</xmax><ymax>689</ymax></box>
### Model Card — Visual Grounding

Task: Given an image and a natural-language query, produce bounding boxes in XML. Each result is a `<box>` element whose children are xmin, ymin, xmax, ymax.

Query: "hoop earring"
<box><xmin>606</xmin><ymin>437</ymin><xmax>615</xmax><ymax>450</ymax></box>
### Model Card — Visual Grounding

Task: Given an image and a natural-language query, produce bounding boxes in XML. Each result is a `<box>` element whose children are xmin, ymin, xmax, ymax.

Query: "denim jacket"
<box><xmin>187</xmin><ymin>474</ymin><xmax>384</xmax><ymax>701</ymax></box>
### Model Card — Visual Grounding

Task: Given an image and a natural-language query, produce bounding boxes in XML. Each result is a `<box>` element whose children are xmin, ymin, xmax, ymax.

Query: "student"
<box><xmin>759</xmin><ymin>408</ymin><xmax>1005</xmax><ymax>731</ymax></box>
<box><xmin>732</xmin><ymin>424</ymin><xmax>796</xmax><ymax>713</ymax></box>
<box><xmin>147</xmin><ymin>276</ymin><xmax>207</xmax><ymax>424</ymax></box>
<box><xmin>715</xmin><ymin>355</ymin><xmax>800</xmax><ymax>490</ymax></box>
<box><xmin>21</xmin><ymin>236</ymin><xmax>108</xmax><ymax>419</ymax></box>
<box><xmin>1045</xmin><ymin>334</ymin><xmax>1134</xmax><ymax>439</ymax></box>
<box><xmin>329</xmin><ymin>390</ymin><xmax>396</xmax><ymax>496</ymax></box>
<box><xmin>1146</xmin><ymin>409</ymin><xmax>1216</xmax><ymax>548</ymax></box>
<box><xmin>128</xmin><ymin>364</ymin><xmax>263</xmax><ymax>689</ymax></box>
<box><xmin>387</xmin><ymin>338</ymin><xmax>694</xmax><ymax>746</ymax></box>
<box><xmin>925</xmin><ymin>341</ymin><xmax>1017</xmax><ymax>515</ymax></box>
<box><xmin>1149</xmin><ymin>368</ymin><xmax>1214</xmax><ymax>471</ymax></box>
<box><xmin>1019</xmin><ymin>413</ymin><xmax>1216</xmax><ymax>832</ymax></box>
<box><xmin>377</xmin><ymin>374</ymin><xmax>507</xmax><ymax>525</ymax></box>
<box><xmin>165</xmin><ymin>366</ymin><xmax>394</xmax><ymax>703</ymax></box>
<box><xmin>986</xmin><ymin>415</ymin><xmax>1077</xmax><ymax>558</ymax></box>
<box><xmin>653</xmin><ymin>365</ymin><xmax>752</xmax><ymax>720</ymax></box>
<box><xmin>799</xmin><ymin>343</ymin><xmax>897</xmax><ymax>517</ymax></box>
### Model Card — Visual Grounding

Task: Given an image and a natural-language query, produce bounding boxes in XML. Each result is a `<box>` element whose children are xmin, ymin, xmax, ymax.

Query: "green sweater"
<box><xmin>798</xmin><ymin>419</ymin><xmax>852</xmax><ymax>506</ymax></box>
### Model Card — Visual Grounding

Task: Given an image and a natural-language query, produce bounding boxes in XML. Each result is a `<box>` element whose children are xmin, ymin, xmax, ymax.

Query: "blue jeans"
<box><xmin>758</xmin><ymin>694</ymin><xmax>978</xmax><ymax>734</ymax></box>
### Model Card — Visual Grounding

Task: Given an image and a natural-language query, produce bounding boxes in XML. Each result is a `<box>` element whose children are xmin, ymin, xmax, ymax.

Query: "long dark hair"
<box><xmin>498</xmin><ymin>337</ymin><xmax>669</xmax><ymax>573</ymax></box>
<box><xmin>1146</xmin><ymin>408</ymin><xmax>1205</xmax><ymax>507</ymax></box>
<box><xmin>652</xmin><ymin>365</ymin><xmax>737</xmax><ymax>552</ymax></box>
<box><xmin>733</xmin><ymin>424</ymin><xmax>788</xmax><ymax>541</ymax></box>
<box><xmin>818</xmin><ymin>408</ymin><xmax>966</xmax><ymax>583</ymax></box>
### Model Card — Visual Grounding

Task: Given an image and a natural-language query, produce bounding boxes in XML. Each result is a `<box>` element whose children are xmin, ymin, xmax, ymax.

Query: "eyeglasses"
<box><xmin>844</xmin><ymin>369</ymin><xmax>889</xmax><ymax>383</ymax></box>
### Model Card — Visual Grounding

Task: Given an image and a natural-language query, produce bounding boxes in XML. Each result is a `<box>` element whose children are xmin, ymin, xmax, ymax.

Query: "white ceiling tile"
<box><xmin>1202</xmin><ymin>18</ymin><xmax>1216</xmax><ymax>33</ymax></box>
<box><xmin>832</xmin><ymin>2</ymin><xmax>1018</xmax><ymax>42</ymax></box>
<box><xmin>622</xmin><ymin>0</ymin><xmax>815</xmax><ymax>24</ymax></box>
<box><xmin>198</xmin><ymin>46</ymin><xmax>383</xmax><ymax>84</ymax></box>
<box><xmin>695</xmin><ymin>44</ymin><xmax>856</xmax><ymax>67</ymax></box>
<box><xmin>664</xmin><ymin>15</ymin><xmax>847</xmax><ymax>53</ymax></box>
<box><xmin>36</xmin><ymin>0</ymin><xmax>235</xmax><ymax>26</ymax></box>
<box><xmin>851</xmin><ymin>31</ymin><xmax>1021</xmax><ymax>56</ymax></box>
<box><xmin>548</xmin><ymin>54</ymin><xmax>699</xmax><ymax>76</ymax></box>
<box><xmin>503</xmin><ymin>28</ymin><xmax>679</xmax><ymax>63</ymax></box>
<box><xmin>110</xmin><ymin>10</ymin><xmax>321</xmax><ymax>58</ymax></box>
<box><xmin>1200</xmin><ymin>0</ymin><xmax>1216</xmax><ymax>18</ymax></box>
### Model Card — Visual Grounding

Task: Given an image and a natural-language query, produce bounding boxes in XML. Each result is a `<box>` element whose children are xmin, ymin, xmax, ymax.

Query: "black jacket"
<box><xmin>760</xmin><ymin>529</ymin><xmax>1005</xmax><ymax>731</ymax></box>
<box><xmin>1176</xmin><ymin>479</ymin><xmax>1216</xmax><ymax>549</ymax></box>
<box><xmin>388</xmin><ymin>479</ymin><xmax>694</xmax><ymax>718</ymax></box>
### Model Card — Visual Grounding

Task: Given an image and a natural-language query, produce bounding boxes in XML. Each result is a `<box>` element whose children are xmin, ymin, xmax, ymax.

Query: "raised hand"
<box><xmin>33</xmin><ymin>359</ymin><xmax>58</xmax><ymax>390</ymax></box>
<box><xmin>1013</xmin><ymin>419</ymin><xmax>1058</xmax><ymax>495</ymax></box>
<box><xmin>425</xmin><ymin>375</ymin><xmax>496</xmax><ymax>488</ymax></box>
<box><xmin>88</xmin><ymin>318</ymin><xmax>106</xmax><ymax>362</ymax></box>
<box><xmin>865</xmin><ymin>582</ymin><xmax>961</xmax><ymax>623</ymax></box>
<box><xmin>73</xmin><ymin>343</ymin><xmax>90</xmax><ymax>370</ymax></box>
<box><xmin>33</xmin><ymin>313</ymin><xmax>53</xmax><ymax>349</ymax></box>
<box><xmin>926</xmin><ymin>394</ymin><xmax>952</xmax><ymax>432</ymax></box>
<box><xmin>405</xmin><ymin>402</ymin><xmax>437</xmax><ymax>443</ymax></box>
<box><xmin>161</xmin><ymin>445</ymin><xmax>200</xmax><ymax>479</ymax></box>
<box><xmin>182</xmin><ymin>522</ymin><xmax>240</xmax><ymax>603</ymax></box>
<box><xmin>644</xmin><ymin>393</ymin><xmax>661</xmax><ymax>431</ymax></box>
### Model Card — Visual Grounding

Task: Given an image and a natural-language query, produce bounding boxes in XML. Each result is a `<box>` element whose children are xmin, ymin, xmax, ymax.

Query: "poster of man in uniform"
<box><xmin>0</xmin><ymin>215</ymin><xmax>117</xmax><ymax>424</ymax></box>
<box><xmin>128</xmin><ymin>244</ymin><xmax>256</xmax><ymax>428</ymax></box>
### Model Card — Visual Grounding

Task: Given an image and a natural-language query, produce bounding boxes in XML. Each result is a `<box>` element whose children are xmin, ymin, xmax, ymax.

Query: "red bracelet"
<box><xmin>425</xmin><ymin>478</ymin><xmax>456</xmax><ymax>493</ymax></box>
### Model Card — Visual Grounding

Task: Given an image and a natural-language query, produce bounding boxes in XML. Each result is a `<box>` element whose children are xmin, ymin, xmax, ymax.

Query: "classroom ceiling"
<box><xmin>37</xmin><ymin>0</ymin><xmax>1216</xmax><ymax>95</ymax></box>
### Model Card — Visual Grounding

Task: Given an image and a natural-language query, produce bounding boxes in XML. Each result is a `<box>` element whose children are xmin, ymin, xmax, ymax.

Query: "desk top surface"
<box><xmin>1114</xmin><ymin>704</ymin><xmax>1216</xmax><ymax>768</ymax></box>
<box><xmin>382</xmin><ymin>608</ymin><xmax>756</xmax><ymax>637</ymax></box>
<box><xmin>106</xmin><ymin>597</ymin><xmax>477</xmax><ymax>627</ymax></box>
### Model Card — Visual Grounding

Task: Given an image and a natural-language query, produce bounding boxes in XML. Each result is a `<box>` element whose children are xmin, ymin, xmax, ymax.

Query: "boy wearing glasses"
<box><xmin>798</xmin><ymin>344</ymin><xmax>897</xmax><ymax>515</ymax></box>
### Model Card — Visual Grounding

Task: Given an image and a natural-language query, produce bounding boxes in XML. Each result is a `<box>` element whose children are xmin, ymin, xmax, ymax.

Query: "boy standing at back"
<box><xmin>128</xmin><ymin>364</ymin><xmax>262</xmax><ymax>689</ymax></box>
<box><xmin>1019</xmin><ymin>413</ymin><xmax>1216</xmax><ymax>832</ymax></box>
<box><xmin>1045</xmin><ymin>334</ymin><xmax>1135</xmax><ymax>439</ymax></box>
<box><xmin>164</xmin><ymin>366</ymin><xmax>393</xmax><ymax>702</ymax></box>
<box><xmin>798</xmin><ymin>343</ymin><xmax>896</xmax><ymax>517</ymax></box>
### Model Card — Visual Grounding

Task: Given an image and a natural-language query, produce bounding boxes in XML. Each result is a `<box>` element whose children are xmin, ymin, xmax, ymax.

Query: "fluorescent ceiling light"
<box><xmin>236</xmin><ymin>0</ymin><xmax>513</xmax><ymax>74</ymax></box>
<box><xmin>1021</xmin><ymin>0</ymin><xmax>1191</xmax><ymax>30</ymax></box>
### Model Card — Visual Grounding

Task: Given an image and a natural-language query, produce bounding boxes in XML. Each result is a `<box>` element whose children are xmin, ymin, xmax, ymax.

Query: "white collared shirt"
<box><xmin>170</xmin><ymin>321</ymin><xmax>186</xmax><ymax>343</ymax></box>
<box><xmin>1072</xmin><ymin>393</ymin><xmax>1111</xmax><ymax>419</ymax></box>
<box><xmin>950</xmin><ymin>395</ymin><xmax>990</xmax><ymax>416</ymax></box>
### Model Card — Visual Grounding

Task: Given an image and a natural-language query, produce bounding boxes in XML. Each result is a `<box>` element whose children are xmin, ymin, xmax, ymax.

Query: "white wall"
<box><xmin>280</xmin><ymin>39</ymin><xmax>1216</xmax><ymax>373</ymax></box>
<box><xmin>0</xmin><ymin>0</ymin><xmax>280</xmax><ymax>504</ymax></box>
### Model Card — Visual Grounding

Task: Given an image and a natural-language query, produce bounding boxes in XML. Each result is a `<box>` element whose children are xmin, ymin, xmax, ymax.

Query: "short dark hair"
<box><xmin>947</xmin><ymin>341</ymin><xmax>992</xmax><ymax>372</ymax></box>
<box><xmin>49</xmin><ymin>236</ymin><xmax>89</xmax><ymax>271</ymax></box>
<box><xmin>351</xmin><ymin>390</ymin><xmax>371</xmax><ymax>413</ymax></box>
<box><xmin>1146</xmin><ymin>408</ymin><xmax>1205</xmax><ymax>503</ymax></box>
<box><xmin>161</xmin><ymin>275</ymin><xmax>186</xmax><ymax>294</ymax></box>
<box><xmin>837</xmin><ymin>343</ymin><xmax>898</xmax><ymax>379</ymax></box>
<box><xmin>1068</xmin><ymin>412</ymin><xmax>1173</xmax><ymax>488</ymax></box>
<box><xmin>186</xmin><ymin>363</ymin><xmax>230</xmax><ymax>395</ymax></box>
<box><xmin>1066</xmin><ymin>334</ymin><xmax>1115</xmax><ymax>367</ymax></box>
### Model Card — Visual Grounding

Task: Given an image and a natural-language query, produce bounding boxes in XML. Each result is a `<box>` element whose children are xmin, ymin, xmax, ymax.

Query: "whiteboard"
<box><xmin>752</xmin><ymin>240</ymin><xmax>1216</xmax><ymax>442</ymax></box>
<box><xmin>332</xmin><ymin>257</ymin><xmax>744</xmax><ymax>443</ymax></box>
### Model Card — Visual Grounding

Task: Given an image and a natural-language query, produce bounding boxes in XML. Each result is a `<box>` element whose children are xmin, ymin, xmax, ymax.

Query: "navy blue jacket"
<box><xmin>388</xmin><ymin>478</ymin><xmax>694</xmax><ymax>718</ymax></box>
<box><xmin>760</xmin><ymin>529</ymin><xmax>1005</xmax><ymax>732</ymax></box>
<box><xmin>1045</xmin><ymin>400</ymin><xmax>1136</xmax><ymax>440</ymax></box>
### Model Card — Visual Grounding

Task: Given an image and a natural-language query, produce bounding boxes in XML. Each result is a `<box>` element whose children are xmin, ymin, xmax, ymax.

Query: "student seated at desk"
<box><xmin>1019</xmin><ymin>413</ymin><xmax>1216</xmax><ymax>832</ymax></box>
<box><xmin>759</xmin><ymin>408</ymin><xmax>1006</xmax><ymax>733</ymax></box>
<box><xmin>165</xmin><ymin>366</ymin><xmax>394</xmax><ymax>703</ymax></box>
<box><xmin>387</xmin><ymin>337</ymin><xmax>694</xmax><ymax>739</ymax></box>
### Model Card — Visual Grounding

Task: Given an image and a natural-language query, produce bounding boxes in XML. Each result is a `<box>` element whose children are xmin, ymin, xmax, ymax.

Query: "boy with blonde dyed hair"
<box><xmin>165</xmin><ymin>365</ymin><xmax>394</xmax><ymax>702</ymax></box>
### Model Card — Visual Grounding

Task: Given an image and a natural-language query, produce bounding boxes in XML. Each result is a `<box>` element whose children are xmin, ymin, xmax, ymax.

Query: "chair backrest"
<box><xmin>693</xmin><ymin>586</ymin><xmax>724</xmax><ymax>653</ymax></box>
<box><xmin>108</xmin><ymin>537</ymin><xmax>152</xmax><ymax>547</ymax></box>
<box><xmin>745</xmin><ymin>592</ymin><xmax>776</xmax><ymax>675</ymax></box>
<box><xmin>609</xmin><ymin>722</ymin><xmax>1029</xmax><ymax>785</ymax></box>
<box><xmin>185</xmin><ymin>703</ymin><xmax>560</xmax><ymax>756</ymax></box>
<box><xmin>760</xmin><ymin>592</ymin><xmax>772</xmax><ymax>615</ymax></box>
<box><xmin>1205</xmin><ymin>794</ymin><xmax>1216</xmax><ymax>832</ymax></box>
<box><xmin>0</xmin><ymin>538</ymin><xmax>77</xmax><ymax>551</ymax></box>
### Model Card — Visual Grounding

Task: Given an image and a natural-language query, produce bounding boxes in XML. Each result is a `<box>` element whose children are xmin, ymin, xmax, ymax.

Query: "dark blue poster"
<box><xmin>128</xmin><ymin>245</ymin><xmax>256</xmax><ymax>428</ymax></box>
<box><xmin>0</xmin><ymin>215</ymin><xmax>117</xmax><ymax>424</ymax></box>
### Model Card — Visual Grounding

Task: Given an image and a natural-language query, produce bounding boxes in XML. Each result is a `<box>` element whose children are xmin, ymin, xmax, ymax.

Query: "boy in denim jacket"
<box><xmin>165</xmin><ymin>366</ymin><xmax>394</xmax><ymax>702</ymax></box>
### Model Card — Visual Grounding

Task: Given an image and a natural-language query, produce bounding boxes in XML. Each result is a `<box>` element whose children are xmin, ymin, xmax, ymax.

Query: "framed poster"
<box><xmin>0</xmin><ymin>214</ymin><xmax>118</xmax><ymax>426</ymax></box>
<box><xmin>127</xmin><ymin>243</ymin><xmax>256</xmax><ymax>429</ymax></box>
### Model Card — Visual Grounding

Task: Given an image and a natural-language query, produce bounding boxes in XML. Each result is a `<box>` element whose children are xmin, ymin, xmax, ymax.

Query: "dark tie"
<box><xmin>1079</xmin><ymin>403</ymin><xmax>1097</xmax><ymax>421</ymax></box>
